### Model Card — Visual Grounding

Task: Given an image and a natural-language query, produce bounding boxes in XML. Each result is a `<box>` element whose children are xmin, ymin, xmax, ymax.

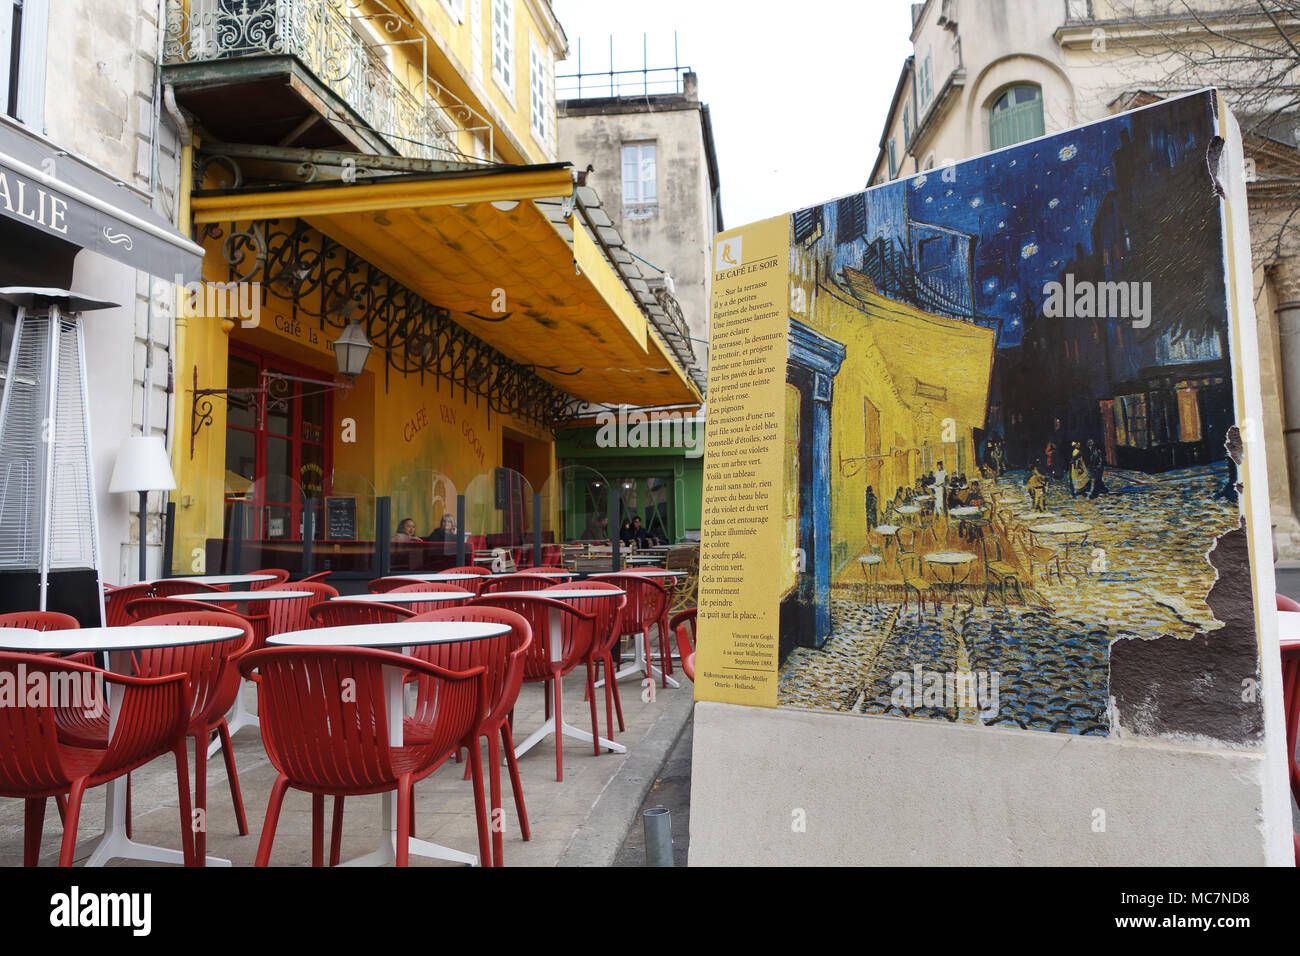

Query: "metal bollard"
<box><xmin>643</xmin><ymin>806</ymin><xmax>674</xmax><ymax>867</ymax></box>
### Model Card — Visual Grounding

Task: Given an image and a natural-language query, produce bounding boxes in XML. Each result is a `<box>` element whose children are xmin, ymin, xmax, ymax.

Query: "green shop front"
<box><xmin>555</xmin><ymin>419</ymin><xmax>705</xmax><ymax>544</ymax></box>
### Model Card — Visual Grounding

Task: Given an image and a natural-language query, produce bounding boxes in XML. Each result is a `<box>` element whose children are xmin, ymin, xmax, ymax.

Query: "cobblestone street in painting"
<box><xmin>778</xmin><ymin>462</ymin><xmax>1241</xmax><ymax>733</ymax></box>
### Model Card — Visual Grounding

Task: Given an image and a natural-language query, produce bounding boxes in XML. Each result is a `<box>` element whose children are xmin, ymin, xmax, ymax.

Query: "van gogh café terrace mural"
<box><xmin>777</xmin><ymin>92</ymin><xmax>1260</xmax><ymax>741</ymax></box>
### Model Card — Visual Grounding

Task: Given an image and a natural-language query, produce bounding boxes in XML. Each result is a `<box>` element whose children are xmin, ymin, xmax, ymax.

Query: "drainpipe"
<box><xmin>1276</xmin><ymin>295</ymin><xmax>1300</xmax><ymax>522</ymax></box>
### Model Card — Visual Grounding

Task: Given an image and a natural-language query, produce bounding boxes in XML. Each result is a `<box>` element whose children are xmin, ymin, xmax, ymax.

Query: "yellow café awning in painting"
<box><xmin>825</xmin><ymin>273</ymin><xmax>995</xmax><ymax>427</ymax></box>
<box><xmin>190</xmin><ymin>166</ymin><xmax>701</xmax><ymax>408</ymax></box>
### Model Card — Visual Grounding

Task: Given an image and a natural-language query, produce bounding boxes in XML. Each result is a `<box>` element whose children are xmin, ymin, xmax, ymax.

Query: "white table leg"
<box><xmin>337</xmin><ymin>654</ymin><xmax>479</xmax><ymax>866</ymax></box>
<box><xmin>208</xmin><ymin>681</ymin><xmax>258</xmax><ymax>758</ymax></box>
<box><xmin>76</xmin><ymin>650</ymin><xmax>230</xmax><ymax>867</ymax></box>
<box><xmin>596</xmin><ymin>624</ymin><xmax>680</xmax><ymax>689</ymax></box>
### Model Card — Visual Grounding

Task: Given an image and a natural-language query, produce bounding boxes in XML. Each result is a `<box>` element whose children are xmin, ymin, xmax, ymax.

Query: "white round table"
<box><xmin>0</xmin><ymin>624</ymin><xmax>244</xmax><ymax>868</ymax></box>
<box><xmin>948</xmin><ymin>506</ymin><xmax>983</xmax><ymax>518</ymax></box>
<box><xmin>505</xmin><ymin>588</ymin><xmax>626</xmax><ymax>600</ymax></box>
<box><xmin>167</xmin><ymin>590</ymin><xmax>313</xmax><ymax>603</ymax></box>
<box><xmin>267</xmin><ymin>620</ymin><xmax>510</xmax><ymax>868</ymax></box>
<box><xmin>488</xmin><ymin>572</ymin><xmax>572</xmax><ymax>580</ymax></box>
<box><xmin>162</xmin><ymin>574</ymin><xmax>276</xmax><ymax>589</ymax></box>
<box><xmin>389</xmin><ymin>572</ymin><xmax>485</xmax><ymax>583</ymax></box>
<box><xmin>591</xmin><ymin>570</ymin><xmax>679</xmax><ymax>580</ymax></box>
<box><xmin>329</xmin><ymin>591</ymin><xmax>471</xmax><ymax>604</ymax></box>
<box><xmin>924</xmin><ymin>552</ymin><xmax>977</xmax><ymax>600</ymax></box>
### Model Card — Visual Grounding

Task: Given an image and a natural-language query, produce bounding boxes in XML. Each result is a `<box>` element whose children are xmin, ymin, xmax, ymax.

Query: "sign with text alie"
<box><xmin>696</xmin><ymin>91</ymin><xmax>1277</xmax><ymax>749</ymax></box>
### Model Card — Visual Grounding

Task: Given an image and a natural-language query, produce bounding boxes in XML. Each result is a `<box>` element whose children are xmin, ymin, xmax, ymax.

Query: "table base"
<box><xmin>338</xmin><ymin>792</ymin><xmax>478</xmax><ymax>867</ymax></box>
<box><xmin>208</xmin><ymin>684</ymin><xmax>258</xmax><ymax>758</ymax></box>
<box><xmin>595</xmin><ymin>624</ymin><xmax>680</xmax><ymax>690</ymax></box>
<box><xmin>75</xmin><ymin>779</ymin><xmax>231</xmax><ymax>867</ymax></box>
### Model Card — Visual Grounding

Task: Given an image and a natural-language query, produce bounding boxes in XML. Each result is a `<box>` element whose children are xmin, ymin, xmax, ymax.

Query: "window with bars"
<box><xmin>491</xmin><ymin>0</ymin><xmax>514</xmax><ymax>96</ymax></box>
<box><xmin>919</xmin><ymin>53</ymin><xmax>933</xmax><ymax>109</ymax></box>
<box><xmin>622</xmin><ymin>142</ymin><xmax>657</xmax><ymax>219</ymax></box>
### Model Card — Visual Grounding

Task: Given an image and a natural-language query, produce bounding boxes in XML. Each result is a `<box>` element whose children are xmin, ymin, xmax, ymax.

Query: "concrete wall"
<box><xmin>690</xmin><ymin>700</ymin><xmax>1283</xmax><ymax>865</ymax></box>
<box><xmin>558</xmin><ymin>95</ymin><xmax>717</xmax><ymax>357</ymax></box>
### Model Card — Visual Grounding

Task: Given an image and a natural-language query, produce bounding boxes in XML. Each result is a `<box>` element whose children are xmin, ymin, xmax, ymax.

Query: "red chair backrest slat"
<box><xmin>407</xmin><ymin>607</ymin><xmax>532</xmax><ymax>730</ymax></box>
<box><xmin>308</xmin><ymin>601</ymin><xmax>415</xmax><ymax>628</ymax></box>
<box><xmin>0</xmin><ymin>611</ymin><xmax>80</xmax><ymax>631</ymax></box>
<box><xmin>238</xmin><ymin>646</ymin><xmax>482</xmax><ymax>790</ymax></box>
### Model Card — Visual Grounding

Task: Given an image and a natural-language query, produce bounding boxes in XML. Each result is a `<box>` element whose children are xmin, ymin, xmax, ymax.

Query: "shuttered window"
<box><xmin>990</xmin><ymin>84</ymin><xmax>1044</xmax><ymax>149</ymax></box>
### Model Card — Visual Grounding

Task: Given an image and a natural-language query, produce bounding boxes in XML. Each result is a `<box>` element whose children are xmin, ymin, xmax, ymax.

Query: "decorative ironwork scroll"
<box><xmin>212</xmin><ymin>218</ymin><xmax>583</xmax><ymax>431</ymax></box>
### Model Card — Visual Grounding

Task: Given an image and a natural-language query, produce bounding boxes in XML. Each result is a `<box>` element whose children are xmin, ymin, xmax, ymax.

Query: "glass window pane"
<box><xmin>226</xmin><ymin>355</ymin><xmax>258</xmax><ymax>429</ymax></box>
<box><xmin>300</xmin><ymin>442</ymin><xmax>324</xmax><ymax>500</ymax></box>
<box><xmin>301</xmin><ymin>390</ymin><xmax>325</xmax><ymax>441</ymax></box>
<box><xmin>224</xmin><ymin>428</ymin><xmax>256</xmax><ymax>491</ymax></box>
<box><xmin>266</xmin><ymin>435</ymin><xmax>292</xmax><ymax>502</ymax></box>
<box><xmin>266</xmin><ymin>371</ymin><xmax>291</xmax><ymax>434</ymax></box>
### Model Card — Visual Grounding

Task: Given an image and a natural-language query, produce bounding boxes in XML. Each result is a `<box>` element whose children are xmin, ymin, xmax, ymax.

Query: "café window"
<box><xmin>224</xmin><ymin>348</ymin><xmax>331</xmax><ymax>542</ymax></box>
<box><xmin>1</xmin><ymin>0</ymin><xmax>48</xmax><ymax>124</ymax></box>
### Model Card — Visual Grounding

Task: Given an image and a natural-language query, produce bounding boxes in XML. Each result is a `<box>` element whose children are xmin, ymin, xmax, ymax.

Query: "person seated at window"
<box><xmin>582</xmin><ymin>513</ymin><xmax>609</xmax><ymax>541</ymax></box>
<box><xmin>393</xmin><ymin>517</ymin><xmax>422</xmax><ymax>542</ymax></box>
<box><xmin>620</xmin><ymin>515</ymin><xmax>651</xmax><ymax>548</ymax></box>
<box><xmin>428</xmin><ymin>513</ymin><xmax>457</xmax><ymax>542</ymax></box>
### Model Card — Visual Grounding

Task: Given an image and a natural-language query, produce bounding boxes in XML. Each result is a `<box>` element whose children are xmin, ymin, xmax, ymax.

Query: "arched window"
<box><xmin>989</xmin><ymin>84</ymin><xmax>1044</xmax><ymax>149</ymax></box>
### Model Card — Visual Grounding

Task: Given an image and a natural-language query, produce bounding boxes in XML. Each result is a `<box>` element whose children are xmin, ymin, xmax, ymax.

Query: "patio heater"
<box><xmin>0</xmin><ymin>288</ymin><xmax>118</xmax><ymax>626</ymax></box>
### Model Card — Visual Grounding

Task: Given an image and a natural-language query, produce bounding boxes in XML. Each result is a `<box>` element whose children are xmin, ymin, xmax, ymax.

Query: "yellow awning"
<box><xmin>825</xmin><ymin>276</ymin><xmax>995</xmax><ymax>427</ymax></box>
<box><xmin>191</xmin><ymin>167</ymin><xmax>701</xmax><ymax>407</ymax></box>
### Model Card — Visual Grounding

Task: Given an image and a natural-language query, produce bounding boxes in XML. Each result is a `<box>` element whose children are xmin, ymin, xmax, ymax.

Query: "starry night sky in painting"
<box><xmin>817</xmin><ymin>92</ymin><xmax>1220</xmax><ymax>348</ymax></box>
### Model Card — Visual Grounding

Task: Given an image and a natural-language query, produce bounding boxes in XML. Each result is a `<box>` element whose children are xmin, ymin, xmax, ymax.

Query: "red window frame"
<box><xmin>225</xmin><ymin>344</ymin><xmax>333</xmax><ymax>542</ymax></box>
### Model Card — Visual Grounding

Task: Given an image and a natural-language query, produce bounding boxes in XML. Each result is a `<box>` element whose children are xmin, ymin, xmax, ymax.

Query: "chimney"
<box><xmin>683</xmin><ymin>71</ymin><xmax>699</xmax><ymax>102</ymax></box>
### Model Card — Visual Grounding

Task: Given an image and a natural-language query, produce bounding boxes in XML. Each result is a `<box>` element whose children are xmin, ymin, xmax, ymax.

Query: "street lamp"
<box><xmin>332</xmin><ymin>319</ymin><xmax>372</xmax><ymax>378</ymax></box>
<box><xmin>109</xmin><ymin>434</ymin><xmax>177</xmax><ymax>583</ymax></box>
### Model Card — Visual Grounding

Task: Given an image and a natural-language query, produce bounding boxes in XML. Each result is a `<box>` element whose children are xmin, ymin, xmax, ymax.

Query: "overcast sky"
<box><xmin>550</xmin><ymin>0</ymin><xmax>917</xmax><ymax>229</ymax></box>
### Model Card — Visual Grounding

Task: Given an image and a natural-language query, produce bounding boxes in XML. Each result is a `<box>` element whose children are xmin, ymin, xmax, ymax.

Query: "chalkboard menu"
<box><xmin>325</xmin><ymin>496</ymin><xmax>357</xmax><ymax>540</ymax></box>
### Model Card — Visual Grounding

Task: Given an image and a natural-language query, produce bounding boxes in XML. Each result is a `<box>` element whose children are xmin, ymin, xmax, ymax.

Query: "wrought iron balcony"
<box><xmin>163</xmin><ymin>0</ymin><xmax>493</xmax><ymax>162</ymax></box>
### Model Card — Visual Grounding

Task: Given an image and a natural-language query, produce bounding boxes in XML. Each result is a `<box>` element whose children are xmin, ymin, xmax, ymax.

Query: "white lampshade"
<box><xmin>108</xmin><ymin>435</ymin><xmax>177</xmax><ymax>493</ymax></box>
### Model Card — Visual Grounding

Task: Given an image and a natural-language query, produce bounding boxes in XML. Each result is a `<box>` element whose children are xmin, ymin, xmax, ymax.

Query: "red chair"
<box><xmin>480</xmin><ymin>573</ymin><xmax>564</xmax><ymax>595</ymax></box>
<box><xmin>445</xmin><ymin>565</ymin><xmax>491</xmax><ymax>575</ymax></box>
<box><xmin>560</xmin><ymin>581</ymin><xmax>628</xmax><ymax>741</ymax></box>
<box><xmin>670</xmin><ymin>608</ymin><xmax>697</xmax><ymax>681</ymax></box>
<box><xmin>1278</xmin><ymin>594</ymin><xmax>1300</xmax><ymax>863</ymax></box>
<box><xmin>103</xmin><ymin>583</ymin><xmax>155</xmax><ymax>626</ymax></box>
<box><xmin>245</xmin><ymin>582</ymin><xmax>339</xmax><ymax>641</ymax></box>
<box><xmin>308</xmin><ymin>601</ymin><xmax>415</xmax><ymax>628</ymax></box>
<box><xmin>329</xmin><ymin>607</ymin><xmax>533</xmax><ymax>867</ymax></box>
<box><xmin>0</xmin><ymin>652</ymin><xmax>194</xmax><ymax>867</ymax></box>
<box><xmin>471</xmin><ymin>593</ymin><xmax>597</xmax><ymax>781</ymax></box>
<box><xmin>126</xmin><ymin>611</ymin><xmax>254</xmax><ymax>864</ymax></box>
<box><xmin>601</xmin><ymin>573</ymin><xmax>675</xmax><ymax>687</ymax></box>
<box><xmin>0</xmin><ymin>610</ymin><xmax>81</xmax><ymax>631</ymax></box>
<box><xmin>299</xmin><ymin>571</ymin><xmax>333</xmax><ymax>584</ymax></box>
<box><xmin>239</xmin><ymin>646</ymin><xmax>485</xmax><ymax>867</ymax></box>
<box><xmin>150</xmin><ymin>580</ymin><xmax>226</xmax><ymax>598</ymax></box>
<box><xmin>248</xmin><ymin>569</ymin><xmax>291</xmax><ymax>590</ymax></box>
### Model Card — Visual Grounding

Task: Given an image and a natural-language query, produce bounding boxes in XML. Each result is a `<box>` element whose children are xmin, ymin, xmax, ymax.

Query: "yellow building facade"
<box><xmin>161</xmin><ymin>0</ymin><xmax>699</xmax><ymax>575</ymax></box>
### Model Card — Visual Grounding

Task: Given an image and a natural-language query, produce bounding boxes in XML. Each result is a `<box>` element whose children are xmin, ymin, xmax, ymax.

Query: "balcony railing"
<box><xmin>163</xmin><ymin>0</ymin><xmax>494</xmax><ymax>162</ymax></box>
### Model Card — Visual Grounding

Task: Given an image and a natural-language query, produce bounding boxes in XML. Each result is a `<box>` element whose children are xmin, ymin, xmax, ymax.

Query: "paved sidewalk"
<box><xmin>0</xmin><ymin>662</ymin><xmax>695</xmax><ymax>867</ymax></box>
<box><xmin>614</xmin><ymin>710</ymin><xmax>693</xmax><ymax>867</ymax></box>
